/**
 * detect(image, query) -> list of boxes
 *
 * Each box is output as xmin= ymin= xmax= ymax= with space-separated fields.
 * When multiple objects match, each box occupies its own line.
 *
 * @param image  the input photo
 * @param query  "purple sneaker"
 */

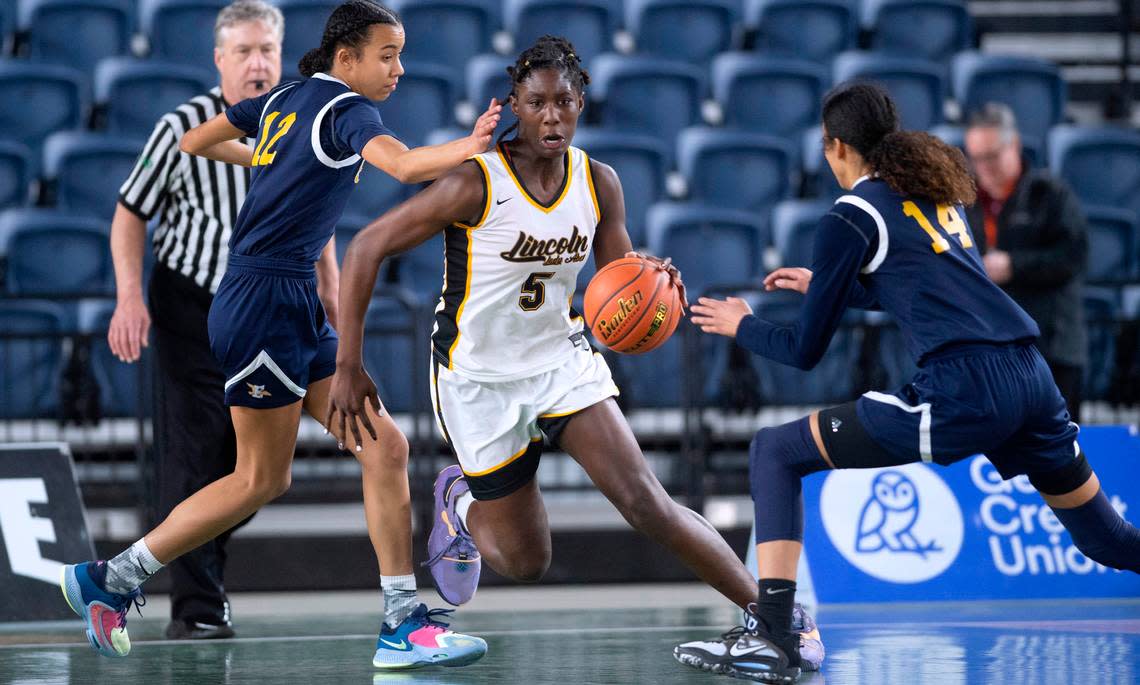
xmin=423 ymin=465 xmax=481 ymax=605
xmin=792 ymin=603 xmax=825 ymax=672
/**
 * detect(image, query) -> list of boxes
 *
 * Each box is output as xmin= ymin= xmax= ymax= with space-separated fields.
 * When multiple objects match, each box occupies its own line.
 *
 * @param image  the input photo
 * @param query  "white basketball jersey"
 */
xmin=431 ymin=144 xmax=600 ymax=382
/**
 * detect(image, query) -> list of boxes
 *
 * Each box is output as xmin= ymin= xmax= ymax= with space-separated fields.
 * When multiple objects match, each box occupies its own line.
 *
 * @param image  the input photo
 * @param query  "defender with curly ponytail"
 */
xmin=681 ymin=77 xmax=1136 ymax=682
xmin=822 ymin=82 xmax=976 ymax=206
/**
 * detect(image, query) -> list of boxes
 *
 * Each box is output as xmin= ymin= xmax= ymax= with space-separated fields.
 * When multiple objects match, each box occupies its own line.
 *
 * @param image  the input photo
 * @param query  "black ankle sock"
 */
xmin=756 ymin=579 xmax=796 ymax=638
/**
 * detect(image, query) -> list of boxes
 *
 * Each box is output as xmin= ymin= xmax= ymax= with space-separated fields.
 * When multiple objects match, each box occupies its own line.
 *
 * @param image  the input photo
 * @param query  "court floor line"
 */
xmin=2 ymin=618 xmax=1135 ymax=652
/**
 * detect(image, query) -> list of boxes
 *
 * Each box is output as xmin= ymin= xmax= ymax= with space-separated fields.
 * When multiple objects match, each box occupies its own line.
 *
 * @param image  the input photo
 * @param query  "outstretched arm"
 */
xmin=361 ymin=99 xmax=501 ymax=184
xmin=692 ymin=213 xmax=871 ymax=370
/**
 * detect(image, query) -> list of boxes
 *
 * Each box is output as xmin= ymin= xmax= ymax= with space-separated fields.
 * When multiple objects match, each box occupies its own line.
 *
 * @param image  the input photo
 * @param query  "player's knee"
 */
xmin=611 ymin=475 xmax=673 ymax=532
xmin=241 ymin=470 xmax=291 ymax=503
xmin=358 ymin=427 xmax=409 ymax=470
xmin=748 ymin=421 xmax=825 ymax=488
xmin=500 ymin=549 xmax=550 ymax=582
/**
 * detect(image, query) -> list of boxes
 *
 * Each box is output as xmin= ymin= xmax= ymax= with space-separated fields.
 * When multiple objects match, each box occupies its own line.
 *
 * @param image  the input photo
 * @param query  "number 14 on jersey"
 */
xmin=902 ymin=201 xmax=973 ymax=254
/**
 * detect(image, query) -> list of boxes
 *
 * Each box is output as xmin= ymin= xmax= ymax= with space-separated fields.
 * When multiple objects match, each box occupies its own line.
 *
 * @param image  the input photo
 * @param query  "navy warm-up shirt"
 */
xmin=225 ymin=73 xmax=395 ymax=263
xmin=736 ymin=176 xmax=1040 ymax=368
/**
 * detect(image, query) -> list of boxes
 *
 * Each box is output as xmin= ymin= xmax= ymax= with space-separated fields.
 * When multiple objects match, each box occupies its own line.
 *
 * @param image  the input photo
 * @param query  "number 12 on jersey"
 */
xmin=252 ymin=111 xmax=297 ymax=167
xmin=902 ymin=201 xmax=973 ymax=254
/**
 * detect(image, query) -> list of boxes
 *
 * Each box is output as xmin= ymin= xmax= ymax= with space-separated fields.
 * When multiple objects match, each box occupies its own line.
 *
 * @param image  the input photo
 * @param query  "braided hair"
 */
xmin=298 ymin=0 xmax=400 ymax=78
xmin=822 ymin=82 xmax=976 ymax=206
xmin=499 ymin=35 xmax=590 ymax=142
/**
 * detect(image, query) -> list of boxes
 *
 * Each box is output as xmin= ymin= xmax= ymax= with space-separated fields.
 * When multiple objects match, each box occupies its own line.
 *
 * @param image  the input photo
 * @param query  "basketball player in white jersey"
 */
xmin=326 ymin=35 xmax=824 ymax=669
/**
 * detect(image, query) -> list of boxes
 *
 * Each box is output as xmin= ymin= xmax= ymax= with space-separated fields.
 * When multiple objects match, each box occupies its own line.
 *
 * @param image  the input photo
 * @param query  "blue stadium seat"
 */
xmin=5 ymin=215 xmax=112 ymax=296
xmin=94 ymin=58 xmax=213 ymax=136
xmin=771 ymin=199 xmax=832 ymax=268
xmin=748 ymin=290 xmax=862 ymax=404
xmin=466 ymin=55 xmax=515 ymax=132
xmin=574 ymin=127 xmax=669 ymax=248
xmin=801 ymin=126 xmax=844 ymax=200
xmin=394 ymin=0 xmax=495 ymax=74
xmin=0 ymin=141 xmax=31 ymax=210
xmin=862 ymin=0 xmax=972 ymax=63
xmin=747 ymin=0 xmax=856 ymax=64
xmin=274 ymin=0 xmax=337 ymax=77
xmin=42 ymin=132 xmax=143 ymax=220
xmin=832 ymin=52 xmax=946 ymax=130
xmin=0 ymin=299 xmax=67 ymax=418
xmin=952 ymin=52 xmax=1065 ymax=146
xmin=1082 ymin=286 xmax=1117 ymax=401
xmin=506 ymin=0 xmax=615 ymax=67
xmin=1048 ymin=124 xmax=1140 ymax=218
xmin=363 ymin=296 xmax=420 ymax=412
xmin=423 ymin=127 xmax=469 ymax=147
xmin=590 ymin=54 xmax=705 ymax=150
xmin=646 ymin=202 xmax=766 ymax=297
xmin=0 ymin=61 xmax=85 ymax=157
xmin=395 ymin=229 xmax=445 ymax=301
xmin=711 ymin=53 xmax=828 ymax=140
xmin=78 ymin=299 xmax=152 ymax=417
xmin=1082 ymin=206 xmax=1137 ymax=284
xmin=0 ymin=0 xmax=12 ymax=53
xmin=677 ymin=127 xmax=795 ymax=214
xmin=627 ymin=0 xmax=738 ymax=65
xmin=141 ymin=0 xmax=228 ymax=72
xmin=21 ymin=0 xmax=133 ymax=78
xmin=376 ymin=65 xmax=458 ymax=147
xmin=611 ymin=330 xmax=693 ymax=408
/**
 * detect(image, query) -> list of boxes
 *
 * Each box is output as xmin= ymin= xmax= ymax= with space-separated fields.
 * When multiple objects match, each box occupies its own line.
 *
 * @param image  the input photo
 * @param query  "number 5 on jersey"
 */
xmin=252 ymin=111 xmax=297 ymax=167
xmin=519 ymin=272 xmax=554 ymax=311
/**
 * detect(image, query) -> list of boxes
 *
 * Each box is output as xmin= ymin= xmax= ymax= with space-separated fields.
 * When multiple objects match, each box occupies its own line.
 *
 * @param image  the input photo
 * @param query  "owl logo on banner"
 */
xmin=820 ymin=463 xmax=964 ymax=583
xmin=855 ymin=472 xmax=942 ymax=558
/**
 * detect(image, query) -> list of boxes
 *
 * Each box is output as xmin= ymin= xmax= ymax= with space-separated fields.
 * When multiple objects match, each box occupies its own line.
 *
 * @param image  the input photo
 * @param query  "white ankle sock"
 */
xmin=104 ymin=538 xmax=164 ymax=594
xmin=381 ymin=574 xmax=418 ymax=628
xmin=455 ymin=491 xmax=474 ymax=530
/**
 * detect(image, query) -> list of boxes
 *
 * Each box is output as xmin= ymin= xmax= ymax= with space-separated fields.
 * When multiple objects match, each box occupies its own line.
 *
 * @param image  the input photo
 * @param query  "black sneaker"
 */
xmin=164 ymin=620 xmax=235 ymax=640
xmin=673 ymin=603 xmax=801 ymax=683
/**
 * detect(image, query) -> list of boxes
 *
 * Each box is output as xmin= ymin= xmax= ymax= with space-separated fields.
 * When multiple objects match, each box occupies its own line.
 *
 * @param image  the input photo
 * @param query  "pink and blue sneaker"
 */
xmin=423 ymin=465 xmax=481 ymax=605
xmin=60 ymin=561 xmax=145 ymax=658
xmin=372 ymin=604 xmax=487 ymax=669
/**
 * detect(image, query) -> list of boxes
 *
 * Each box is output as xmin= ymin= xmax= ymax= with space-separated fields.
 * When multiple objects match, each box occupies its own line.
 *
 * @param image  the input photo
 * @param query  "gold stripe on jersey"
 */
xmin=583 ymin=152 xmax=601 ymax=223
xmin=462 ymin=437 xmax=544 ymax=477
xmin=455 ymin=156 xmax=492 ymax=229
xmin=496 ymin=143 xmax=573 ymax=214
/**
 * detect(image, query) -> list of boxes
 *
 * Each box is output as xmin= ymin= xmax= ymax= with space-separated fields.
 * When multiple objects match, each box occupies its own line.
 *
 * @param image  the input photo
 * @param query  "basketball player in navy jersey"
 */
xmin=676 ymin=83 xmax=1140 ymax=682
xmin=325 ymin=35 xmax=824 ymax=671
xmin=61 ymin=1 xmax=497 ymax=668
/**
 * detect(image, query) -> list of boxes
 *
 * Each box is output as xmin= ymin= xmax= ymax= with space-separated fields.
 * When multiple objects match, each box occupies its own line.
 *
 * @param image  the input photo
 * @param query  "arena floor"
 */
xmin=2 ymin=585 xmax=1137 ymax=684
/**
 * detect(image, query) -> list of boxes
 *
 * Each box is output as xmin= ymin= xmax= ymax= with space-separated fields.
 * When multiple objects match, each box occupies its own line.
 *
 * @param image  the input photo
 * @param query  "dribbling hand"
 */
xmin=626 ymin=251 xmax=689 ymax=310
xmin=324 ymin=364 xmax=384 ymax=453
xmin=690 ymin=296 xmax=753 ymax=338
xmin=764 ymin=267 xmax=813 ymax=294
xmin=468 ymin=98 xmax=502 ymax=154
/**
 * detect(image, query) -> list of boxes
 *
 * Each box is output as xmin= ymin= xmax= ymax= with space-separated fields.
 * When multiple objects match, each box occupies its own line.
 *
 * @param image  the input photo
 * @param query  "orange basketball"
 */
xmin=583 ymin=256 xmax=683 ymax=354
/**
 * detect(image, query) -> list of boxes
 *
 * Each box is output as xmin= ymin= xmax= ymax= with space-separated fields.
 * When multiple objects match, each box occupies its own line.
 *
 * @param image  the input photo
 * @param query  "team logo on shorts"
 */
xmin=247 ymin=383 xmax=272 ymax=399
xmin=819 ymin=464 xmax=963 ymax=583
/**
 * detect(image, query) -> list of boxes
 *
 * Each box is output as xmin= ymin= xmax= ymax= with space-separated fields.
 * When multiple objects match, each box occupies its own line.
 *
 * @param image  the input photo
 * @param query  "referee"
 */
xmin=108 ymin=0 xmax=340 ymax=640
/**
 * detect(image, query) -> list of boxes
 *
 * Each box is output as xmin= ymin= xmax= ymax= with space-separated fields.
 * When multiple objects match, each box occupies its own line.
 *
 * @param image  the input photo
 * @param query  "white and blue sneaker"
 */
xmin=372 ymin=604 xmax=487 ymax=669
xmin=60 ymin=561 xmax=145 ymax=658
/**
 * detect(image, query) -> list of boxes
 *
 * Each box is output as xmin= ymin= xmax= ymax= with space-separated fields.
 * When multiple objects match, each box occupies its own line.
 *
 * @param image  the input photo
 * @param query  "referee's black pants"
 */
xmin=149 ymin=264 xmax=245 ymax=627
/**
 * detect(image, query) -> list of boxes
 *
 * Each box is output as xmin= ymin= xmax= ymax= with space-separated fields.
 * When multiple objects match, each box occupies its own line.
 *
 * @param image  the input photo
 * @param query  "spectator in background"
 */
xmin=965 ymin=103 xmax=1088 ymax=422
xmin=106 ymin=0 xmax=304 ymax=640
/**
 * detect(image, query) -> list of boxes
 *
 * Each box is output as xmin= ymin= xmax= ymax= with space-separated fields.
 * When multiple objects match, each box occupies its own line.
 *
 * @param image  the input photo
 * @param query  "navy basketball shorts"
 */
xmin=823 ymin=342 xmax=1080 ymax=480
xmin=207 ymin=254 xmax=338 ymax=409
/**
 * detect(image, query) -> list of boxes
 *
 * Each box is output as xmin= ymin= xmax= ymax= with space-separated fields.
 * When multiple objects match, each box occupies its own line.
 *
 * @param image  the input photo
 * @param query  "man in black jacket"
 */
xmin=965 ymin=103 xmax=1088 ymax=422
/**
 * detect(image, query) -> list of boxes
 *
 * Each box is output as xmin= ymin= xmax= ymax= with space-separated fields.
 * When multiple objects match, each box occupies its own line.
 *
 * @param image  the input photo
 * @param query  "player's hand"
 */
xmin=626 ymin=251 xmax=689 ymax=310
xmin=690 ymin=296 xmax=753 ymax=338
xmin=764 ymin=267 xmax=813 ymax=294
xmin=467 ymin=98 xmax=502 ymax=154
xmin=983 ymin=250 xmax=1012 ymax=285
xmin=108 ymin=294 xmax=150 ymax=363
xmin=324 ymin=363 xmax=384 ymax=453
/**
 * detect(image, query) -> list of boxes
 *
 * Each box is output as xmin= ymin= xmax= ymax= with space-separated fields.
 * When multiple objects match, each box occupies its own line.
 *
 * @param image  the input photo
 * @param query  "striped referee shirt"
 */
xmin=118 ymin=86 xmax=253 ymax=294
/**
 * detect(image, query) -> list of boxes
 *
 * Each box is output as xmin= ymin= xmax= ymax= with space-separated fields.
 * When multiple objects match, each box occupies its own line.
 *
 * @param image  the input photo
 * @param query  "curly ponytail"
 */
xmin=497 ymin=35 xmax=591 ymax=142
xmin=823 ymin=81 xmax=976 ymax=206
xmin=298 ymin=0 xmax=400 ymax=78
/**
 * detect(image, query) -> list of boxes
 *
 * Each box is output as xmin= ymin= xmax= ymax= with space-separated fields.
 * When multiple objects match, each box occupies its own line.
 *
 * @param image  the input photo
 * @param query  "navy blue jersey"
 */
xmin=737 ymin=176 xmax=1040 ymax=367
xmin=225 ymin=73 xmax=395 ymax=262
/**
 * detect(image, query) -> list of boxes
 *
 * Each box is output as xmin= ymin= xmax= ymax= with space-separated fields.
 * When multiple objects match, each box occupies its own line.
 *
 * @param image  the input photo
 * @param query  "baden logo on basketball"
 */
xmin=819 ymin=463 xmax=964 ymax=583
xmin=596 ymin=291 xmax=643 ymax=340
